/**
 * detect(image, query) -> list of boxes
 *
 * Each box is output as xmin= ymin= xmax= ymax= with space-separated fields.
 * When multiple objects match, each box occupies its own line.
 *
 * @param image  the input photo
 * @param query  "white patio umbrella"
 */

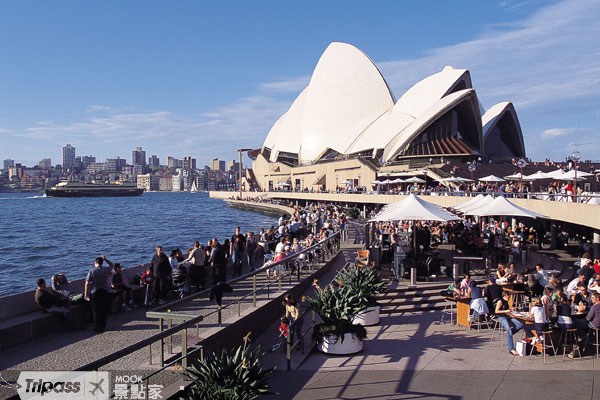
xmin=479 ymin=175 xmax=505 ymax=182
xmin=504 ymin=172 xmax=534 ymax=181
xmin=369 ymin=194 xmax=460 ymax=222
xmin=525 ymin=171 xmax=551 ymax=180
xmin=557 ymin=170 xmax=594 ymax=180
xmin=453 ymin=194 xmax=486 ymax=212
xmin=391 ymin=178 xmax=405 ymax=184
xmin=457 ymin=195 xmax=496 ymax=214
xmin=404 ymin=177 xmax=426 ymax=184
xmin=464 ymin=196 xmax=546 ymax=218
xmin=544 ymin=169 xmax=567 ymax=179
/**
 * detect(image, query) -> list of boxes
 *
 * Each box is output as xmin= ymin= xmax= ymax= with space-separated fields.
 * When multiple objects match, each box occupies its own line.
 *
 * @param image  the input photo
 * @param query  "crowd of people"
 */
xmin=34 ymin=202 xmax=349 ymax=333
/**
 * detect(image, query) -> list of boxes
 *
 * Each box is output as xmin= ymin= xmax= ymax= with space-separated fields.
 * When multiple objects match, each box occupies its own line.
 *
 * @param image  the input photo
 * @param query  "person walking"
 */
xmin=230 ymin=226 xmax=246 ymax=277
xmin=151 ymin=246 xmax=171 ymax=304
xmin=84 ymin=255 xmax=114 ymax=333
xmin=246 ymin=231 xmax=258 ymax=272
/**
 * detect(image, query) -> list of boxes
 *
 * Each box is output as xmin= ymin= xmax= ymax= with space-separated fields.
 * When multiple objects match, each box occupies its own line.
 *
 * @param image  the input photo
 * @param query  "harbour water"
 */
xmin=0 ymin=192 xmax=277 ymax=297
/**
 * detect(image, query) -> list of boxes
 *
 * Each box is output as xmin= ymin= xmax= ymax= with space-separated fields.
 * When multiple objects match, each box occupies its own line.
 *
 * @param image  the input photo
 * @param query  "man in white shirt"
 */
xmin=566 ymin=274 xmax=587 ymax=296
xmin=535 ymin=263 xmax=549 ymax=287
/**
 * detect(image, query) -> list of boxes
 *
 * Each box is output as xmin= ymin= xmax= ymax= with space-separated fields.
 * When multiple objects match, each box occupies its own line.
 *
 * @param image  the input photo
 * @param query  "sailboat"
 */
xmin=190 ymin=180 xmax=198 ymax=193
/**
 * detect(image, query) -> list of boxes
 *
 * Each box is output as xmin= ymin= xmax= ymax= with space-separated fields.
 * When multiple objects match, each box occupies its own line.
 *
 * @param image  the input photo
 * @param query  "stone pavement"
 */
xmin=258 ymin=310 xmax=599 ymax=400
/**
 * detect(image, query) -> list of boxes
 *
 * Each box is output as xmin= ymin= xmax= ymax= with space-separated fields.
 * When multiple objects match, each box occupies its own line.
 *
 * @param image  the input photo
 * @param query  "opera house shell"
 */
xmin=251 ymin=42 xmax=525 ymax=191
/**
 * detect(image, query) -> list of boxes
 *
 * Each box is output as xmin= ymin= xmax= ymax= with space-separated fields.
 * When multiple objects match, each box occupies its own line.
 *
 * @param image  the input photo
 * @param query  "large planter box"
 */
xmin=317 ymin=332 xmax=363 ymax=355
xmin=352 ymin=306 xmax=380 ymax=326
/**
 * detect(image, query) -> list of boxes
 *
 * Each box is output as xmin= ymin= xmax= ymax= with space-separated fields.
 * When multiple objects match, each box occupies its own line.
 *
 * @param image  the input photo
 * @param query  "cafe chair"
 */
xmin=468 ymin=310 xmax=491 ymax=334
xmin=558 ymin=328 xmax=581 ymax=360
xmin=489 ymin=315 xmax=505 ymax=349
xmin=530 ymin=330 xmax=558 ymax=364
xmin=582 ymin=327 xmax=600 ymax=359
xmin=440 ymin=298 xmax=455 ymax=325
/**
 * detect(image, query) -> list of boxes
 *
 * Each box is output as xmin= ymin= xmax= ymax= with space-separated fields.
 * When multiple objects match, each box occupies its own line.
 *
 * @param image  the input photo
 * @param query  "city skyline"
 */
xmin=1 ymin=1 xmax=599 ymax=166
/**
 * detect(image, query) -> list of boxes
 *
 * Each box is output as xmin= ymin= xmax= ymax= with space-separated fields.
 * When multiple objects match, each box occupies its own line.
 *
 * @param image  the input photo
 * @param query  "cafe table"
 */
xmin=447 ymin=296 xmax=472 ymax=327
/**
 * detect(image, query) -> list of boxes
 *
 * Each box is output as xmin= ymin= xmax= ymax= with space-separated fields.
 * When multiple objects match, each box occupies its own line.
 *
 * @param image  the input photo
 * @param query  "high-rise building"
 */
xmin=183 ymin=156 xmax=196 ymax=171
xmin=38 ymin=158 xmax=52 ymax=170
xmin=210 ymin=158 xmax=226 ymax=171
xmin=167 ymin=156 xmax=181 ymax=169
xmin=62 ymin=144 xmax=76 ymax=171
xmin=132 ymin=146 xmax=146 ymax=169
xmin=3 ymin=159 xmax=15 ymax=171
xmin=227 ymin=160 xmax=239 ymax=173
xmin=105 ymin=157 xmax=126 ymax=172
xmin=148 ymin=155 xmax=160 ymax=170
xmin=81 ymin=155 xmax=96 ymax=166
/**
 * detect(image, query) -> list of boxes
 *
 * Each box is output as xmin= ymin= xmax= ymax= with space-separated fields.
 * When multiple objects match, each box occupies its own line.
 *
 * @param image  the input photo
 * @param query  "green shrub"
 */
xmin=181 ymin=344 xmax=275 ymax=400
xmin=306 ymin=283 xmax=367 ymax=343
xmin=338 ymin=264 xmax=386 ymax=309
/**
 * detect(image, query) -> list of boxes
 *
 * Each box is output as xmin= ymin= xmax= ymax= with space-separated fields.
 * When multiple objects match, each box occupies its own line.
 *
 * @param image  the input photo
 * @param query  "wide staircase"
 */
xmin=377 ymin=282 xmax=450 ymax=315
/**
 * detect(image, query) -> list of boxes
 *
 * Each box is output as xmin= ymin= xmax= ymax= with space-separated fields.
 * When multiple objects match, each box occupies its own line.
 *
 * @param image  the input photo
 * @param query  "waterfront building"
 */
xmin=167 ymin=156 xmax=181 ymax=169
xmin=81 ymin=155 xmax=96 ymax=167
xmin=62 ymin=144 xmax=76 ymax=171
xmin=250 ymin=42 xmax=526 ymax=192
xmin=172 ymin=173 xmax=183 ymax=192
xmin=85 ymin=162 xmax=106 ymax=175
xmin=158 ymin=175 xmax=173 ymax=192
xmin=136 ymin=173 xmax=160 ymax=191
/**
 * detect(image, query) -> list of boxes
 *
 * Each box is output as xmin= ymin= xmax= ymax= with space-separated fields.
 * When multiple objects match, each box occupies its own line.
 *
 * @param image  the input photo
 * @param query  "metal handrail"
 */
xmin=71 ymin=230 xmax=342 ymax=375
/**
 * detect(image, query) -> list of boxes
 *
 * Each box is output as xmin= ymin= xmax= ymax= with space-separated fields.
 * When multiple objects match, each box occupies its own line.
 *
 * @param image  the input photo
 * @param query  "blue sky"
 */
xmin=0 ymin=0 xmax=598 ymax=167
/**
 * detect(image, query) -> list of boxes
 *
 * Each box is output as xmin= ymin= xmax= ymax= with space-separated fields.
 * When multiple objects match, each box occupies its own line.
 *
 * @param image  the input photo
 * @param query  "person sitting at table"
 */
xmin=468 ymin=282 xmax=489 ymax=320
xmin=460 ymin=274 xmax=472 ymax=297
xmin=556 ymin=295 xmax=574 ymax=330
xmin=496 ymin=264 xmax=508 ymax=280
xmin=440 ymin=279 xmax=461 ymax=298
xmin=579 ymin=259 xmax=595 ymax=285
xmin=572 ymin=283 xmax=592 ymax=312
xmin=484 ymin=277 xmax=503 ymax=310
xmin=589 ymin=273 xmax=600 ymax=294
xmin=574 ymin=292 xmax=600 ymax=338
xmin=495 ymin=291 xmax=525 ymax=356
xmin=535 ymin=263 xmax=549 ymax=288
xmin=527 ymin=272 xmax=543 ymax=297
xmin=541 ymin=287 xmax=555 ymax=319
xmin=566 ymin=274 xmax=587 ymax=296
xmin=524 ymin=297 xmax=548 ymax=343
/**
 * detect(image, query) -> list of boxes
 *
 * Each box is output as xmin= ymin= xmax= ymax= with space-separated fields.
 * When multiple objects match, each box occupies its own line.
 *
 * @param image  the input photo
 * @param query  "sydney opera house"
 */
xmin=248 ymin=42 xmax=526 ymax=192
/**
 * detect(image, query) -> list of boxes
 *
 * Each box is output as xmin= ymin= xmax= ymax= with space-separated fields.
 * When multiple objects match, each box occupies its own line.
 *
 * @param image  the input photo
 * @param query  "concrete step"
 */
xmin=379 ymin=297 xmax=445 ymax=307
xmin=380 ymin=303 xmax=448 ymax=314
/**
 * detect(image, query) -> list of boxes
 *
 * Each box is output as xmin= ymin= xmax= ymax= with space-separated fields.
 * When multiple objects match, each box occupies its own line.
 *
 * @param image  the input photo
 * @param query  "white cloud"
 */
xmin=541 ymin=128 xmax=588 ymax=138
xmin=85 ymin=105 xmax=113 ymax=113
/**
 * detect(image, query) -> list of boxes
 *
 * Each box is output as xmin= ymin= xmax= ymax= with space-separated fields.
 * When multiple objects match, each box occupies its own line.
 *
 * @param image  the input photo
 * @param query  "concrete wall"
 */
xmin=210 ymin=191 xmax=600 ymax=229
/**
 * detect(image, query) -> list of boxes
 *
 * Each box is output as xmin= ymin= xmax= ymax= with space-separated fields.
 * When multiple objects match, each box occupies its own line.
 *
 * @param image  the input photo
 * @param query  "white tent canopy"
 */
xmin=544 ymin=169 xmax=567 ymax=179
xmin=464 ymin=196 xmax=546 ymax=218
xmin=369 ymin=194 xmax=461 ymax=222
xmin=479 ymin=175 xmax=505 ymax=182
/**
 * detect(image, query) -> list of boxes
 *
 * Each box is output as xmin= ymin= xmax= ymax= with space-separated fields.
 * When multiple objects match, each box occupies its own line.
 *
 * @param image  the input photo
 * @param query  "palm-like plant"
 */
xmin=181 ymin=343 xmax=275 ymax=400
xmin=306 ymin=283 xmax=367 ymax=343
xmin=337 ymin=264 xmax=386 ymax=310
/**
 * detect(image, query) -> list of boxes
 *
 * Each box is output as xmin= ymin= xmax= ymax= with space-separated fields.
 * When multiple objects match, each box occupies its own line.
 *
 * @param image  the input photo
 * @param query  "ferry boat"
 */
xmin=45 ymin=180 xmax=144 ymax=197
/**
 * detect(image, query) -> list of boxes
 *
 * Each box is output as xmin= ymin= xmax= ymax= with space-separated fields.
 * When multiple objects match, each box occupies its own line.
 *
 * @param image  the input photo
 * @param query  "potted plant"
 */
xmin=180 ymin=335 xmax=275 ymax=400
xmin=306 ymin=282 xmax=367 ymax=354
xmin=338 ymin=264 xmax=386 ymax=326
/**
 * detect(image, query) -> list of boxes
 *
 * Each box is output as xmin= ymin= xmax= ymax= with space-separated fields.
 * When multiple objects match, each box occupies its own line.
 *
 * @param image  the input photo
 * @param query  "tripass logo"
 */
xmin=16 ymin=371 xmax=109 ymax=400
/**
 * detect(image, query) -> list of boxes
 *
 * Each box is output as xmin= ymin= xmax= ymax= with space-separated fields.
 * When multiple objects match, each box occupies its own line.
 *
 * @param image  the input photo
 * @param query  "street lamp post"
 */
xmin=237 ymin=148 xmax=252 ymax=199
xmin=517 ymin=158 xmax=527 ymax=194
xmin=467 ymin=163 xmax=476 ymax=181
xmin=571 ymin=150 xmax=580 ymax=202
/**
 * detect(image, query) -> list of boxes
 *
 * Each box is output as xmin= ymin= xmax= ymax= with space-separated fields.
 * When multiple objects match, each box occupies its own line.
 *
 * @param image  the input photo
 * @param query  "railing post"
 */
xmin=278 ymin=265 xmax=282 ymax=292
xmin=286 ymin=322 xmax=292 ymax=371
xmin=252 ymin=274 xmax=257 ymax=307
xmin=167 ymin=318 xmax=173 ymax=354
xmin=182 ymin=328 xmax=188 ymax=370
xmin=238 ymin=300 xmax=241 ymax=316
xmin=148 ymin=343 xmax=152 ymax=365
xmin=218 ymin=306 xmax=222 ymax=326
xmin=159 ymin=318 xmax=165 ymax=367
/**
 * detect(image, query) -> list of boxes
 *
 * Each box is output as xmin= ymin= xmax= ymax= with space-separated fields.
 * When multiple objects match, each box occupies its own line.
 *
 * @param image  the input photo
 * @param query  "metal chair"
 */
xmin=355 ymin=249 xmax=370 ymax=267
xmin=582 ymin=327 xmax=600 ymax=358
xmin=530 ymin=330 xmax=558 ymax=364
xmin=440 ymin=298 xmax=455 ymax=324
xmin=558 ymin=328 xmax=581 ymax=360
